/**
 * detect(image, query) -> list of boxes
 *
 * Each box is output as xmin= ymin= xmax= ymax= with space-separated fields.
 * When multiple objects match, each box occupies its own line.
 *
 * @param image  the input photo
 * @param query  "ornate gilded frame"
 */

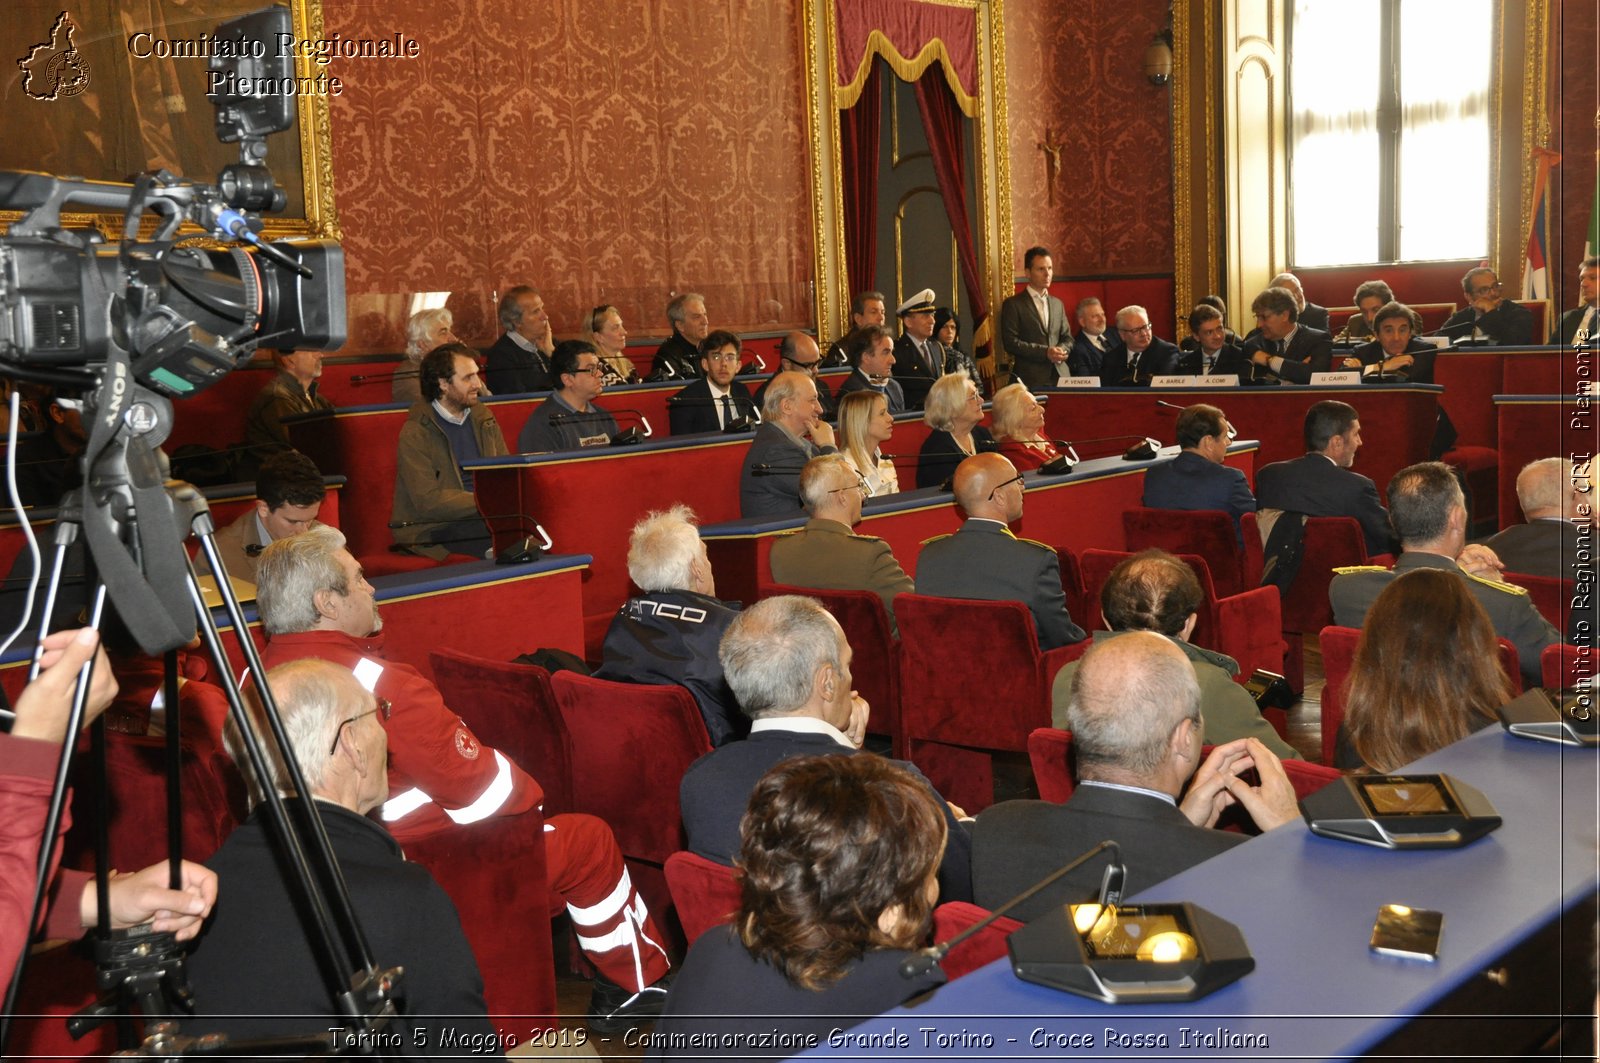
xmin=1 ymin=0 xmax=339 ymax=242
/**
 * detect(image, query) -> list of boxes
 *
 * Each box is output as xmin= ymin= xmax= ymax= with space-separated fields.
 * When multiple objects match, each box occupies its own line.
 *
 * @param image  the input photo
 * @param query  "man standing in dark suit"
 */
xmin=1141 ymin=404 xmax=1255 ymax=541
xmin=1483 ymin=457 xmax=1586 ymax=579
xmin=970 ymin=633 xmax=1301 ymax=920
xmin=1550 ymin=257 xmax=1598 ymax=346
xmin=1000 ymin=246 xmax=1072 ymax=389
xmin=482 ymin=285 xmax=554 ymax=394
xmin=836 ymin=325 xmax=906 ymax=413
xmin=892 ymin=288 xmax=952 ymax=408
xmin=1067 ymin=297 xmax=1113 ymax=378
xmin=1438 ymin=268 xmax=1534 ymax=346
xmin=1100 ymin=305 xmax=1180 ymax=386
xmin=1270 ymin=271 xmax=1329 ymax=333
xmin=667 ymin=330 xmax=759 ymax=435
xmin=650 ymin=292 xmax=711 ymax=381
xmin=1240 ymin=286 xmax=1334 ymax=384
xmin=916 ymin=453 xmax=1086 ymax=650
xmin=823 ymin=290 xmax=888 ymax=367
xmin=678 ymin=594 xmax=972 ymax=901
xmin=1255 ymin=400 xmax=1394 ymax=556
xmin=739 ymin=371 xmax=838 ymax=518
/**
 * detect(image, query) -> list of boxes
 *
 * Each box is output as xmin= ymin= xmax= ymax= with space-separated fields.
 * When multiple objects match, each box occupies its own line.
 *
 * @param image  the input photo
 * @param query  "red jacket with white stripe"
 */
xmin=261 ymin=630 xmax=541 ymax=841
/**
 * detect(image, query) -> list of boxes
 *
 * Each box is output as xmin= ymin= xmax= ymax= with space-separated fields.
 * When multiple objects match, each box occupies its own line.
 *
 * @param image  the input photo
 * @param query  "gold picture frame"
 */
xmin=1 ymin=0 xmax=338 ymax=241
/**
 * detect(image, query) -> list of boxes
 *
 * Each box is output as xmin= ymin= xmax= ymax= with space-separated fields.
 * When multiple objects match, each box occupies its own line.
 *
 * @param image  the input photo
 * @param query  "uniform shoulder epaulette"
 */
xmin=852 ymin=532 xmax=886 ymax=543
xmin=920 ymin=533 xmax=954 ymax=547
xmin=1331 ymin=564 xmax=1388 ymax=575
xmin=1015 ymin=536 xmax=1055 ymax=552
xmin=1464 ymin=571 xmax=1530 ymax=595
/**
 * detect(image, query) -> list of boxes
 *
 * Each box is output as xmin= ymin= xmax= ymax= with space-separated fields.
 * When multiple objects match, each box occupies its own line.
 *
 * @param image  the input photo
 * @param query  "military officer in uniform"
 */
xmin=769 ymin=455 xmax=915 ymax=635
xmin=915 ymin=452 xmax=1086 ymax=651
xmin=1330 ymin=461 xmax=1558 ymax=686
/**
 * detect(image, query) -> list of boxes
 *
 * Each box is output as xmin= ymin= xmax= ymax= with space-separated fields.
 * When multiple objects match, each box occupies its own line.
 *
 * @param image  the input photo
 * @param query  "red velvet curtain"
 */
xmin=840 ymin=61 xmax=883 ymax=297
xmin=913 ymin=67 xmax=989 ymax=343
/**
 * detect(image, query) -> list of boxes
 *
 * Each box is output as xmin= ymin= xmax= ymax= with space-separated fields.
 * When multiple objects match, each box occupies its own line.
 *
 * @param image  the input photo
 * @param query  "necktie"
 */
xmin=720 ymin=394 xmax=734 ymax=428
xmin=1093 ymin=333 xmax=1106 ymax=352
xmin=1035 ymin=293 xmax=1049 ymax=330
xmin=1274 ymin=339 xmax=1285 ymax=357
xmin=919 ymin=341 xmax=933 ymax=375
xmin=1577 ymin=307 xmax=1596 ymax=344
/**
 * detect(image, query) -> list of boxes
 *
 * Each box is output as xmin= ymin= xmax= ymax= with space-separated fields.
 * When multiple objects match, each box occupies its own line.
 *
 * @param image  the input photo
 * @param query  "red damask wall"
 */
xmin=1002 ymin=3 xmax=1175 ymax=277
xmin=323 ymin=0 xmax=814 ymax=353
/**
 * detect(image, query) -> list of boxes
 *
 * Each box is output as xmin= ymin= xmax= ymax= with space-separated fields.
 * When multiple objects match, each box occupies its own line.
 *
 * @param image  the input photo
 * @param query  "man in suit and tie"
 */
xmin=1241 ymin=286 xmax=1334 ymax=384
xmin=1483 ymin=457 xmax=1588 ymax=580
xmin=836 ymin=325 xmax=906 ymax=413
xmin=1141 ymin=403 xmax=1255 ymax=541
xmin=1000 ymin=246 xmax=1072 ymax=389
xmin=753 ymin=332 xmax=835 ymax=420
xmin=1269 ymin=271 xmax=1329 ymax=333
xmin=1254 ymin=400 xmax=1394 ymax=556
xmin=1439 ymin=267 xmax=1534 ymax=346
xmin=823 ymin=290 xmax=888 ymax=367
xmin=892 ymin=288 xmax=951 ymax=408
xmin=668 ymin=330 xmax=759 ymax=435
xmin=916 ymin=453 xmax=1086 ymax=650
xmin=1550 ymin=257 xmax=1599 ymax=346
xmin=1177 ymin=303 xmax=1246 ymax=377
xmin=1100 ymin=305 xmax=1180 ymax=386
xmin=1067 ymin=297 xmax=1113 ymax=377
xmin=739 ymin=371 xmax=838 ymax=518
xmin=971 ymin=632 xmax=1301 ymax=920
xmin=482 ymin=285 xmax=555 ymax=394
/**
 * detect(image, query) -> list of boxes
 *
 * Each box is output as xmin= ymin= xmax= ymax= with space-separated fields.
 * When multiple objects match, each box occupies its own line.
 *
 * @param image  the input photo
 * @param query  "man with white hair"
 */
xmin=594 ymin=506 xmax=745 ymax=745
xmin=1100 ymin=304 xmax=1179 ymax=386
xmin=738 ymin=370 xmax=838 ymax=518
xmin=972 ymin=633 xmax=1301 ymax=920
xmin=1484 ymin=457 xmax=1591 ymax=579
xmin=1268 ymin=271 xmax=1329 ymax=333
xmin=678 ymin=595 xmax=973 ymax=901
xmin=187 ymin=659 xmax=494 ymax=1049
xmin=396 ymin=307 xmax=459 ymax=405
xmin=254 ymin=526 xmax=672 ymax=1032
xmin=650 ymin=292 xmax=711 ymax=381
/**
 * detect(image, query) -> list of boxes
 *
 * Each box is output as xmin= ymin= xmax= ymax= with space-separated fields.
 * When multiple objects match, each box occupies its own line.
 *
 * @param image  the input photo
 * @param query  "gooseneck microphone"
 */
xmin=899 ymin=840 xmax=1125 ymax=980
xmin=1156 ymin=399 xmax=1238 ymax=440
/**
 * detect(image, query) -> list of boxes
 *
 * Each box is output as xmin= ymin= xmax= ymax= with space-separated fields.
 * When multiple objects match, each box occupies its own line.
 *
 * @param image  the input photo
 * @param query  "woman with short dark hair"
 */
xmin=648 ymin=755 xmax=947 ymax=1056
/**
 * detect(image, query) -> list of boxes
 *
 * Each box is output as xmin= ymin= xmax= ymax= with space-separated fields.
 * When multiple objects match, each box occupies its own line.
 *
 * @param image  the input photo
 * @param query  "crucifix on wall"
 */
xmin=1037 ymin=127 xmax=1064 ymax=207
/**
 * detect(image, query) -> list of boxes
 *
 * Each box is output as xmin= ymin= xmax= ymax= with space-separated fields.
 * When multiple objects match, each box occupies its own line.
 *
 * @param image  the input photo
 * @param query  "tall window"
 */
xmin=1289 ymin=0 xmax=1493 ymax=267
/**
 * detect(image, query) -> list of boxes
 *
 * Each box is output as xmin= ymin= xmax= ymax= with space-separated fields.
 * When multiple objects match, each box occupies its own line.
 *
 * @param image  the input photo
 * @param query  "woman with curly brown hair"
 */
xmin=1336 ymin=568 xmax=1513 ymax=773
xmin=648 ymin=754 xmax=947 ymax=1056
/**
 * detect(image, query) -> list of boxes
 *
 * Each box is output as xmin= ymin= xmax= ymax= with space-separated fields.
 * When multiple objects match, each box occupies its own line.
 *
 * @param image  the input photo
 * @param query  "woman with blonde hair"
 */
xmin=584 ymin=304 xmax=641 ymax=385
xmin=1336 ymin=568 xmax=1512 ymax=773
xmin=915 ymin=370 xmax=996 ymax=489
xmin=989 ymin=383 xmax=1061 ymax=471
xmin=836 ymin=389 xmax=899 ymax=496
xmin=396 ymin=308 xmax=458 ymax=404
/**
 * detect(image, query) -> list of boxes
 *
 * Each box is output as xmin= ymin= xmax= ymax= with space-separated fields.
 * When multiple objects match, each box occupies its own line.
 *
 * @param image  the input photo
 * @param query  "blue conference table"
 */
xmin=800 ymin=727 xmax=1597 ymax=1060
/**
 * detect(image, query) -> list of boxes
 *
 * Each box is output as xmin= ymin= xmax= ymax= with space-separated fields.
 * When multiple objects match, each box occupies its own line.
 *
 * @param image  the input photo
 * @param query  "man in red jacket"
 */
xmin=254 ymin=526 xmax=670 ymax=1032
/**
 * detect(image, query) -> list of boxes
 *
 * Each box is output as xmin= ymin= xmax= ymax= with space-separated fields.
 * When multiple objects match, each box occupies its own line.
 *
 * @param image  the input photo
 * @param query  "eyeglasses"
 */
xmin=987 ymin=472 xmax=1026 ymax=501
xmin=330 ymin=696 xmax=391 ymax=754
xmin=829 ymin=476 xmax=870 ymax=497
xmin=571 ymin=365 xmax=605 ymax=377
xmin=705 ymin=352 xmax=740 ymax=364
xmin=1469 ymin=281 xmax=1502 ymax=296
xmin=1118 ymin=323 xmax=1153 ymax=335
xmin=784 ymin=357 xmax=820 ymax=372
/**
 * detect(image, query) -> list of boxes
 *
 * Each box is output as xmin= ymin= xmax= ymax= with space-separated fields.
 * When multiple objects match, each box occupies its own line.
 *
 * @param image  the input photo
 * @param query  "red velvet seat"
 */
xmin=1122 ymin=508 xmax=1251 ymax=599
xmin=1319 ymin=625 xmax=1521 ymax=767
xmin=1054 ymin=547 xmax=1089 ymax=628
xmin=359 ymin=549 xmax=446 ymax=579
xmin=548 ymin=672 xmax=713 ymax=866
xmin=1502 ymin=571 xmax=1573 ymax=633
xmin=1026 ymin=727 xmax=1075 ymax=803
xmin=1078 ymin=549 xmax=1287 ymax=693
xmin=930 ymin=901 xmax=1024 ymax=981
xmin=1243 ymin=513 xmax=1384 ymax=691
xmin=895 ymin=594 xmax=1087 ymax=813
xmin=1542 ymin=643 xmax=1588 ymax=689
xmin=1440 ymin=445 xmax=1499 ymax=535
xmin=663 ymin=851 xmax=742 ymax=944
xmin=429 ymin=649 xmax=575 ymax=815
xmin=767 ymin=583 xmax=902 ymax=756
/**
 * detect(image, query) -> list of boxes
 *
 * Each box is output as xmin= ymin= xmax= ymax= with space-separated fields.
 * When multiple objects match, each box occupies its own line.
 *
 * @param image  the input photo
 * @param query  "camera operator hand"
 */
xmin=82 ymin=862 xmax=217 ymax=942
xmin=9 ymin=628 xmax=118 ymax=742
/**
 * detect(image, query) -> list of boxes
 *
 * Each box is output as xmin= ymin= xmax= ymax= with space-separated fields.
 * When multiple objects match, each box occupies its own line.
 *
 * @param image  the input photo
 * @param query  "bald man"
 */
xmin=753 ymin=331 xmax=835 ymax=418
xmin=1483 ymin=457 xmax=1590 ymax=580
xmin=915 ymin=453 xmax=1086 ymax=649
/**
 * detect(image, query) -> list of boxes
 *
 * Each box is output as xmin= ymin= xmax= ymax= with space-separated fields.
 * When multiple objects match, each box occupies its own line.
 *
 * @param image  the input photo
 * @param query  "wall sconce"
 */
xmin=1144 ymin=29 xmax=1174 ymax=86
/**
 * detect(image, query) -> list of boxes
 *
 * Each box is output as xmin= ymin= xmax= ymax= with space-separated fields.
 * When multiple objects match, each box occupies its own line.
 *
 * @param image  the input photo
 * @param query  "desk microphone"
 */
xmin=665 ymin=396 xmax=763 ymax=433
xmin=1059 ymin=434 xmax=1162 ymax=461
xmin=899 ymin=840 xmax=1124 ymax=980
xmin=738 ymin=353 xmax=768 ymax=375
xmin=550 ymin=408 xmax=653 ymax=445
xmin=351 ymin=367 xmax=414 ymax=386
xmin=1155 ymin=399 xmax=1237 ymax=440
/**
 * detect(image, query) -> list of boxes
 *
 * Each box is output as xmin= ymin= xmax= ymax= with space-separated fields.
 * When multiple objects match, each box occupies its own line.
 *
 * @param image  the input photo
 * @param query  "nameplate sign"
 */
xmin=1053 ymin=377 xmax=1101 ymax=388
xmin=1151 ymin=375 xmax=1201 ymax=388
xmin=1197 ymin=374 xmax=1240 ymax=387
xmin=1310 ymin=372 xmax=1363 ymax=386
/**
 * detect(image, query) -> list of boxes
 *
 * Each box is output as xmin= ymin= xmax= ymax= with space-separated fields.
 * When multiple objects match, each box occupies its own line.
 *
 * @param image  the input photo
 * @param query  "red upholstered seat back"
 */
xmin=1026 ymin=727 xmax=1075 ymax=803
xmin=1502 ymin=571 xmax=1572 ymax=632
xmin=664 ymin=851 xmax=742 ymax=944
xmin=1122 ymin=508 xmax=1246 ymax=599
xmin=1269 ymin=516 xmax=1372 ymax=635
xmin=931 ymin=901 xmax=1024 ymax=981
xmin=1054 ymin=547 xmax=1089 ymax=625
xmin=767 ymin=583 xmax=901 ymax=754
xmin=549 ymin=672 xmax=712 ymax=864
xmin=429 ymin=649 xmax=575 ymax=815
xmin=1542 ymin=643 xmax=1586 ymax=689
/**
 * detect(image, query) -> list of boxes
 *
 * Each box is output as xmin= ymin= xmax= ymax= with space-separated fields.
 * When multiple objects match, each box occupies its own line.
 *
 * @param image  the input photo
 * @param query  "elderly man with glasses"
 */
xmin=1439 ymin=267 xmax=1533 ymax=345
xmin=1100 ymin=304 xmax=1180 ymax=386
xmin=518 ymin=339 xmax=622 ymax=452
xmin=915 ymin=452 xmax=1086 ymax=650
xmin=769 ymin=455 xmax=915 ymax=634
